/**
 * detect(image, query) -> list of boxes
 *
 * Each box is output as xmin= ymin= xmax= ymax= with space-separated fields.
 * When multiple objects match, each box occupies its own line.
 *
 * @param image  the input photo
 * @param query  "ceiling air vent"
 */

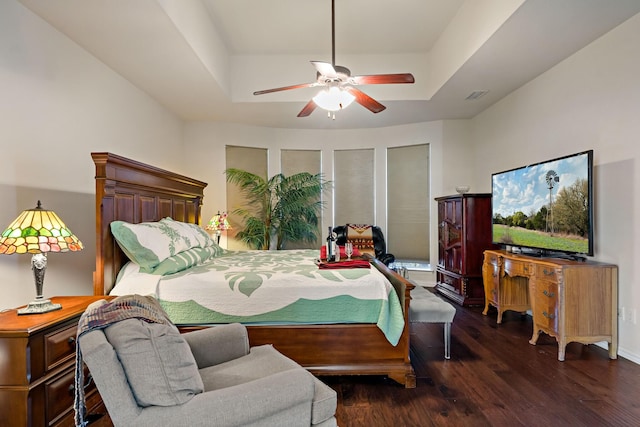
xmin=465 ymin=90 xmax=489 ymax=100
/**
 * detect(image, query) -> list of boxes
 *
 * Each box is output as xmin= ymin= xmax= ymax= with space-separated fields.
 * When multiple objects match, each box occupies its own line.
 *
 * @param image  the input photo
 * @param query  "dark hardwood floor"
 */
xmin=324 ymin=292 xmax=640 ymax=427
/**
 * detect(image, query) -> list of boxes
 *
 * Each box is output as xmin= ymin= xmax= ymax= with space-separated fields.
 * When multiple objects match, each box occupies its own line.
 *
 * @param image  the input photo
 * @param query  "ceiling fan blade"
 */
xmin=297 ymin=100 xmax=317 ymax=117
xmin=351 ymin=73 xmax=415 ymax=85
xmin=345 ymin=87 xmax=386 ymax=113
xmin=311 ymin=61 xmax=338 ymax=78
xmin=254 ymin=82 xmax=316 ymax=96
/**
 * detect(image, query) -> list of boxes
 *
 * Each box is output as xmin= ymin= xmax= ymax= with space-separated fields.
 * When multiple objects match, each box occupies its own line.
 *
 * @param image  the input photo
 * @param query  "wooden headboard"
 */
xmin=92 ymin=152 xmax=207 ymax=295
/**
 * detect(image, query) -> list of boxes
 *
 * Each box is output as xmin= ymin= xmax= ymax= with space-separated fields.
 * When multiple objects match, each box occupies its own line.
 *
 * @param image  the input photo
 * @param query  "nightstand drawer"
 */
xmin=47 ymin=365 xmax=96 ymax=425
xmin=47 ymin=368 xmax=76 ymax=424
xmin=46 ymin=323 xmax=77 ymax=371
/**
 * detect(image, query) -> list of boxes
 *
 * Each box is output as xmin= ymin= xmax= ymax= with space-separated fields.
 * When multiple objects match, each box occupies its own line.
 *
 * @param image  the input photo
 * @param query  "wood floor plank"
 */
xmin=325 ymin=293 xmax=640 ymax=427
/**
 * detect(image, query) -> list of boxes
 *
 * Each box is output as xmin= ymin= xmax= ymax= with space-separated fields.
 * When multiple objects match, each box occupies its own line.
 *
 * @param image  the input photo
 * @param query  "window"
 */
xmin=387 ymin=144 xmax=429 ymax=261
xmin=334 ymin=148 xmax=375 ymax=226
xmin=225 ymin=145 xmax=268 ymax=250
xmin=281 ymin=149 xmax=322 ymax=249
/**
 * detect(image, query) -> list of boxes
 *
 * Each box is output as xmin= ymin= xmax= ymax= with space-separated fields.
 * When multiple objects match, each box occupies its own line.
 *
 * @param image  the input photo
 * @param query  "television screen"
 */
xmin=491 ymin=150 xmax=593 ymax=257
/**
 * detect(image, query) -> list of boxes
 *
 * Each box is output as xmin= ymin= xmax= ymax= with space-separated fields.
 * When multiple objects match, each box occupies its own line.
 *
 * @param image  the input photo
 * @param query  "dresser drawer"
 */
xmin=485 ymin=252 xmax=499 ymax=266
xmin=438 ymin=270 xmax=462 ymax=294
xmin=504 ymin=259 xmax=532 ymax=277
xmin=535 ymin=265 xmax=558 ymax=282
xmin=45 ymin=323 xmax=77 ymax=371
xmin=535 ymin=305 xmax=559 ymax=331
xmin=535 ymin=281 xmax=558 ymax=331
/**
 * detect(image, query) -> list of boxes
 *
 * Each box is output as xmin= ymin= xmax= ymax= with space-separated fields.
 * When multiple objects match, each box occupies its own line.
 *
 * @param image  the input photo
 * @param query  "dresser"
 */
xmin=482 ymin=250 xmax=618 ymax=361
xmin=435 ymin=194 xmax=495 ymax=306
xmin=0 ymin=296 xmax=108 ymax=427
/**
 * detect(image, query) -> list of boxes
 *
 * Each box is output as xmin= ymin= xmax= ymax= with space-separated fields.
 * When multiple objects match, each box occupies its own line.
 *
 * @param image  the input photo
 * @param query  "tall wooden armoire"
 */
xmin=435 ymin=193 xmax=495 ymax=306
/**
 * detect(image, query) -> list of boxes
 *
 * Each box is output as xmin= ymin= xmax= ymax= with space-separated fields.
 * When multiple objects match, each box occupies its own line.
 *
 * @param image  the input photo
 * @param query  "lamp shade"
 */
xmin=0 ymin=201 xmax=83 ymax=255
xmin=205 ymin=211 xmax=232 ymax=232
xmin=0 ymin=201 xmax=83 ymax=315
xmin=312 ymin=87 xmax=355 ymax=112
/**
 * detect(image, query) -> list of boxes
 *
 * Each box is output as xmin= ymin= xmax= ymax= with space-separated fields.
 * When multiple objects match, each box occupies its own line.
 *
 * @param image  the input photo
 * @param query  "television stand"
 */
xmin=482 ymin=249 xmax=618 ymax=361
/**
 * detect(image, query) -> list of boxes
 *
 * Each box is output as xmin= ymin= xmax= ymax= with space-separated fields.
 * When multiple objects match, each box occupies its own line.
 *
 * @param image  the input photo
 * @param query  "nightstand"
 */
xmin=0 ymin=296 xmax=109 ymax=427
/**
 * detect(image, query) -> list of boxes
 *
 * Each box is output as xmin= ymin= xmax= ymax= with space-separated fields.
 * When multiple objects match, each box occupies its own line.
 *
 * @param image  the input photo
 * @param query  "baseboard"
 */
xmin=610 ymin=345 xmax=640 ymax=365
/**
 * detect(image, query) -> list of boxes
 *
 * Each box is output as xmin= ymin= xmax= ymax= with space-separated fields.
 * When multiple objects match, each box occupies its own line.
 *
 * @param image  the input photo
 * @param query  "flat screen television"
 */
xmin=491 ymin=150 xmax=593 ymax=258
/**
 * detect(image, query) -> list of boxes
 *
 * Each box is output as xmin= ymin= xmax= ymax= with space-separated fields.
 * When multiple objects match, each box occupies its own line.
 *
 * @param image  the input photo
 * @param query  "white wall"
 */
xmin=0 ymin=1 xmax=186 ymax=310
xmin=471 ymin=13 xmax=640 ymax=363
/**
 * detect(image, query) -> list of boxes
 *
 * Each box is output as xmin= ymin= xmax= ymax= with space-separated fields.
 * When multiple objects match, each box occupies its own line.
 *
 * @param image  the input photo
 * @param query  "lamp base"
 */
xmin=17 ymin=297 xmax=62 ymax=315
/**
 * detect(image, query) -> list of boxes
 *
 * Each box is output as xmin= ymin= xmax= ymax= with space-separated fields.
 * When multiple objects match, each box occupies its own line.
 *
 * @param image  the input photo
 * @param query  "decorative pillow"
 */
xmin=104 ymin=318 xmax=204 ymax=407
xmin=346 ymin=224 xmax=375 ymax=255
xmin=110 ymin=218 xmax=218 ymax=272
xmin=151 ymin=245 xmax=225 ymax=276
xmin=159 ymin=218 xmax=216 ymax=248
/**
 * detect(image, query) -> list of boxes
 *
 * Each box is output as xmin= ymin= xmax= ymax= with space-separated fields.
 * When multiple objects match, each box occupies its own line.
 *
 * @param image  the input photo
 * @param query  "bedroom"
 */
xmin=1 ymin=0 xmax=639 ymax=397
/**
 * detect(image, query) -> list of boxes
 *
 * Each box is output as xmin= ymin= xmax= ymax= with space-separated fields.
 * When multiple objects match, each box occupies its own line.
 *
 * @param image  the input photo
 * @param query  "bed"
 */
xmin=92 ymin=152 xmax=416 ymax=388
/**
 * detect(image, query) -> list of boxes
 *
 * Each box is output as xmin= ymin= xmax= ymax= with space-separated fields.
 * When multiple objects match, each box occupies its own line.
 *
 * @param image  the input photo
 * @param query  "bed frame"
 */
xmin=92 ymin=152 xmax=416 ymax=388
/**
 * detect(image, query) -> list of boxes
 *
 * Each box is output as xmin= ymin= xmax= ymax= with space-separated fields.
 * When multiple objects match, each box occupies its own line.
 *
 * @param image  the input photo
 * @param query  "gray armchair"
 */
xmin=79 ymin=322 xmax=337 ymax=427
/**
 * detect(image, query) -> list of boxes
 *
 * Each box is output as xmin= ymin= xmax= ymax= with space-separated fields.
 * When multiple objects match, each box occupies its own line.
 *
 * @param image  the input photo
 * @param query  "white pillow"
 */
xmin=110 ymin=218 xmax=217 ymax=273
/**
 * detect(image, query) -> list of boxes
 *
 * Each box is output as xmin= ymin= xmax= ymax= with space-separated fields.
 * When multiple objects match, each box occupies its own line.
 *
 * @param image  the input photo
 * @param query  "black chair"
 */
xmin=332 ymin=224 xmax=395 ymax=266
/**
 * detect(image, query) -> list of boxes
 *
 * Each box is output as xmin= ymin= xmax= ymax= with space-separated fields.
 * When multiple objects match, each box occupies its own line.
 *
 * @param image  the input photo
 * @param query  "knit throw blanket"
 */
xmin=74 ymin=294 xmax=169 ymax=427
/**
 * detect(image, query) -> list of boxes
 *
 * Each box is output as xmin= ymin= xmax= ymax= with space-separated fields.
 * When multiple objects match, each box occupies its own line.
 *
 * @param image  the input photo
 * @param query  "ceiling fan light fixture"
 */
xmin=312 ymin=86 xmax=355 ymax=112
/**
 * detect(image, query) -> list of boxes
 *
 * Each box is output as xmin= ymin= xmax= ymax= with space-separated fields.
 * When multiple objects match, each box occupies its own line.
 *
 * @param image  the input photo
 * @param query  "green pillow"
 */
xmin=110 ymin=218 xmax=218 ymax=273
xmin=151 ymin=245 xmax=225 ymax=276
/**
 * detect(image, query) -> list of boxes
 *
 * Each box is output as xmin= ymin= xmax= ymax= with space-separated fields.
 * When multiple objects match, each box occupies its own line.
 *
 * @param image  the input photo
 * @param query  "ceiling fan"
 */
xmin=252 ymin=0 xmax=415 ymax=118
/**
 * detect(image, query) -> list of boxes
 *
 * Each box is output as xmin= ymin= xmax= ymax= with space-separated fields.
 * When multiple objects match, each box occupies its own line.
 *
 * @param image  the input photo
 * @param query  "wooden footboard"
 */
xmin=246 ymin=258 xmax=415 ymax=388
xmin=93 ymin=152 xmax=415 ymax=388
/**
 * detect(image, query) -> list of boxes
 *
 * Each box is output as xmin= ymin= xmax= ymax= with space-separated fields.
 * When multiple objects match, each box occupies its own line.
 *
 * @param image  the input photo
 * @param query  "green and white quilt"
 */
xmin=111 ymin=249 xmax=405 ymax=345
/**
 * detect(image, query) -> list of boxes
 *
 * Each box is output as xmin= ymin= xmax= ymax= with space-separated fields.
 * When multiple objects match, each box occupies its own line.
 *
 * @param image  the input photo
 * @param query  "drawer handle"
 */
xmin=542 ymin=290 xmax=555 ymax=298
xmin=543 ymin=268 xmax=554 ymax=276
xmin=542 ymin=311 xmax=555 ymax=319
xmin=68 ymin=336 xmax=76 ymax=346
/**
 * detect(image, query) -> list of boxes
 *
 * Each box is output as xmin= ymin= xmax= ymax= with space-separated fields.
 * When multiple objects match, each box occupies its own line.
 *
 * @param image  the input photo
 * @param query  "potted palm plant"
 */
xmin=225 ymin=168 xmax=331 ymax=250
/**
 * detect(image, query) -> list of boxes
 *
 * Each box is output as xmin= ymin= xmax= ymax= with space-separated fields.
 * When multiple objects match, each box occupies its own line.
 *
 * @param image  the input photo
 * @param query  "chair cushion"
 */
xmin=104 ymin=318 xmax=204 ymax=407
xmin=199 ymin=344 xmax=337 ymax=425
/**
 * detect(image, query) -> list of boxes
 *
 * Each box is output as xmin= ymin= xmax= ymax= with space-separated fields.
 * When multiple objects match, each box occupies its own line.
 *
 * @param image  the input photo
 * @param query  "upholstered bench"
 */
xmin=409 ymin=285 xmax=457 ymax=359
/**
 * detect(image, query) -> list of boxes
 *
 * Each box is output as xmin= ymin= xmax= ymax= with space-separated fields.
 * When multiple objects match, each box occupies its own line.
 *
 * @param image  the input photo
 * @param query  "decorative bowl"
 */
xmin=455 ymin=185 xmax=470 ymax=194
